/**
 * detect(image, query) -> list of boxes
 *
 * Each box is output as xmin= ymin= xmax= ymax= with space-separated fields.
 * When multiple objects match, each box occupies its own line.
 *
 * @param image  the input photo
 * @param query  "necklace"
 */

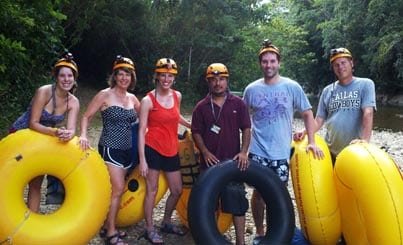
xmin=210 ymin=95 xmax=227 ymax=123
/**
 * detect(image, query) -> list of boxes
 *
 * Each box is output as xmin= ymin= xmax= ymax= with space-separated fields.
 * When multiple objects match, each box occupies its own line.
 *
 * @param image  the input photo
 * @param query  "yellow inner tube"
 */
xmin=116 ymin=168 xmax=168 ymax=227
xmin=176 ymin=130 xmax=232 ymax=233
xmin=0 ymin=129 xmax=111 ymax=245
xmin=335 ymin=142 xmax=403 ymax=245
xmin=290 ymin=134 xmax=341 ymax=245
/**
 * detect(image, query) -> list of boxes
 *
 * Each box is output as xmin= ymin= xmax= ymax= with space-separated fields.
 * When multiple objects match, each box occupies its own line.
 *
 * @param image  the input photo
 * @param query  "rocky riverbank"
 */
xmin=35 ymin=119 xmax=402 ymax=245
xmin=83 ymin=119 xmax=402 ymax=245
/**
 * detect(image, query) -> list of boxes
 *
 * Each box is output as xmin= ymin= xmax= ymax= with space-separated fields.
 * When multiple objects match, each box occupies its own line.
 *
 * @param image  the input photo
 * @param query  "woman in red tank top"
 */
xmin=138 ymin=58 xmax=190 ymax=244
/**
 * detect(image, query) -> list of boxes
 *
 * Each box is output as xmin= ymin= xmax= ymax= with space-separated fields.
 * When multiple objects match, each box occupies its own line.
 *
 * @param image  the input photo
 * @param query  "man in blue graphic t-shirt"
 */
xmin=294 ymin=48 xmax=376 ymax=160
xmin=243 ymin=40 xmax=323 ymax=244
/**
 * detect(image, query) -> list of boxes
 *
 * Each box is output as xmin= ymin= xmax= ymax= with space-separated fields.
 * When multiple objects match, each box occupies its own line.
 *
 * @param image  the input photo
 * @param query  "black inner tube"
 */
xmin=188 ymin=159 xmax=295 ymax=245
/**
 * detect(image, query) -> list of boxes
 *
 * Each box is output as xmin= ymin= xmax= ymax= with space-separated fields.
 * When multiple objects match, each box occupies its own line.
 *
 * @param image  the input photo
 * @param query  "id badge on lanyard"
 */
xmin=210 ymin=95 xmax=226 ymax=135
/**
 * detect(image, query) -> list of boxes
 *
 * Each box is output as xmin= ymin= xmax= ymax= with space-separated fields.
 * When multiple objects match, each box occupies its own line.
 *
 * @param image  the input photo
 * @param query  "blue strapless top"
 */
xmin=11 ymin=107 xmax=65 ymax=130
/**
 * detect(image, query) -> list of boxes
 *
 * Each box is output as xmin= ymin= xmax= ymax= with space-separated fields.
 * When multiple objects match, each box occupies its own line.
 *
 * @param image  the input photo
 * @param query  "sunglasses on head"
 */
xmin=329 ymin=48 xmax=352 ymax=63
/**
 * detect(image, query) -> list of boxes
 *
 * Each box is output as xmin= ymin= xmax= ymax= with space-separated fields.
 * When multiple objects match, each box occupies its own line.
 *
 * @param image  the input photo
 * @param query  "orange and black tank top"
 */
xmin=145 ymin=90 xmax=180 ymax=157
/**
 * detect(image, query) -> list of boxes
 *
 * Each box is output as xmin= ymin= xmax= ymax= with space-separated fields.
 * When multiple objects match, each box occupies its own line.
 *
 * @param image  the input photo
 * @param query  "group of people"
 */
xmin=8 ymin=39 xmax=376 ymax=245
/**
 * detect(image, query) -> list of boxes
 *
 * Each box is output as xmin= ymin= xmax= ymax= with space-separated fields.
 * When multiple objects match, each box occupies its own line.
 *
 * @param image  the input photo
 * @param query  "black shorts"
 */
xmin=145 ymin=145 xmax=180 ymax=172
xmin=220 ymin=181 xmax=248 ymax=216
xmin=98 ymin=145 xmax=133 ymax=170
xmin=248 ymin=153 xmax=289 ymax=183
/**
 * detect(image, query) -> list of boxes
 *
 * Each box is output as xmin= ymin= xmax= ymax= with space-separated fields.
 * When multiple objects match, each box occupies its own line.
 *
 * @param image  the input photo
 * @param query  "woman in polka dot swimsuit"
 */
xmin=79 ymin=56 xmax=140 ymax=245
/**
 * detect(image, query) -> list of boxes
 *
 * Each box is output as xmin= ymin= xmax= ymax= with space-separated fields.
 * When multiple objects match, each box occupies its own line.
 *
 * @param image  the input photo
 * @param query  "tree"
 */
xmin=363 ymin=0 xmax=403 ymax=93
xmin=289 ymin=0 xmax=403 ymax=94
xmin=0 ymin=0 xmax=66 ymax=136
xmin=231 ymin=1 xmax=316 ymax=93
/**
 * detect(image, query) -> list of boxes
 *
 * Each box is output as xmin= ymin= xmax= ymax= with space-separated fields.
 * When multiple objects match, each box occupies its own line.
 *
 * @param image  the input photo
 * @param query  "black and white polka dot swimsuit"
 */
xmin=99 ymin=106 xmax=137 ymax=150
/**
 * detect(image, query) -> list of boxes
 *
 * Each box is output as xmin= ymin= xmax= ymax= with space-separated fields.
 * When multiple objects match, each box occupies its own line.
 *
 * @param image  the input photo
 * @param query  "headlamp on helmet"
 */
xmin=113 ymin=55 xmax=135 ymax=71
xmin=155 ymin=58 xmax=178 ymax=75
xmin=259 ymin=39 xmax=280 ymax=58
xmin=54 ymin=52 xmax=79 ymax=77
xmin=329 ymin=48 xmax=352 ymax=63
xmin=206 ymin=63 xmax=229 ymax=78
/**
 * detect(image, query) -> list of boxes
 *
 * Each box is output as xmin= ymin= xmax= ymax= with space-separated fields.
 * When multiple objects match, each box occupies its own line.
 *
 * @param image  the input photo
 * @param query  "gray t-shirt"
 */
xmin=317 ymin=77 xmax=376 ymax=155
xmin=243 ymin=77 xmax=312 ymax=160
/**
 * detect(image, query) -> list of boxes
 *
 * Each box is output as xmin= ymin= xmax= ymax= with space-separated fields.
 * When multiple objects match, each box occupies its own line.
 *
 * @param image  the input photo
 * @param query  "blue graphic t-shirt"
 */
xmin=243 ymin=77 xmax=311 ymax=160
xmin=317 ymin=77 xmax=376 ymax=155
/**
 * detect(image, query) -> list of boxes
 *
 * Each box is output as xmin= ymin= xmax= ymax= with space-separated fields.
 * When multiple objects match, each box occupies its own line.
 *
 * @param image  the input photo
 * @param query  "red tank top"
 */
xmin=145 ymin=90 xmax=180 ymax=157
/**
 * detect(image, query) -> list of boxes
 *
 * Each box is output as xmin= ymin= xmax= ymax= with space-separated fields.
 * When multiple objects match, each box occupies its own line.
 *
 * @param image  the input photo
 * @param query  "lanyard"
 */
xmin=210 ymin=95 xmax=227 ymax=123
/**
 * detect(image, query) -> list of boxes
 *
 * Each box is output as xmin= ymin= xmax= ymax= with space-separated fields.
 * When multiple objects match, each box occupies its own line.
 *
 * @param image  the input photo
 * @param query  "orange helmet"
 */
xmin=54 ymin=52 xmax=78 ymax=78
xmin=259 ymin=39 xmax=280 ymax=59
xmin=113 ymin=55 xmax=135 ymax=71
xmin=329 ymin=48 xmax=352 ymax=63
xmin=206 ymin=63 xmax=229 ymax=78
xmin=155 ymin=58 xmax=178 ymax=74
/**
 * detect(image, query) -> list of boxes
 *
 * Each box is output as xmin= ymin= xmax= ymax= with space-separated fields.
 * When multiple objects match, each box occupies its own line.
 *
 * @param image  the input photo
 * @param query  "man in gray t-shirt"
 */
xmin=295 ymin=48 xmax=376 ymax=159
xmin=243 ymin=39 xmax=323 ymax=243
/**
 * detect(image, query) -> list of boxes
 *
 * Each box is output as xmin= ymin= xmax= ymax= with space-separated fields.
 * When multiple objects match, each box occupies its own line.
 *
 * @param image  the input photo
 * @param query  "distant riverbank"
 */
xmin=306 ymin=95 xmax=403 ymax=132
xmin=377 ymin=93 xmax=403 ymax=107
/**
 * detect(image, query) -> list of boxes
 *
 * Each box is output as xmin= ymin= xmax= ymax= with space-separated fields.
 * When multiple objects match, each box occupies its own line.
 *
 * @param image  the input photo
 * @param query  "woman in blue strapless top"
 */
xmin=9 ymin=52 xmax=80 ymax=212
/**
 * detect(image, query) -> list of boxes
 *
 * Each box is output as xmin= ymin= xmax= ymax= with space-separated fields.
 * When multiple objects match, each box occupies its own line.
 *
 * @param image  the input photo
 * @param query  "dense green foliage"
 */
xmin=0 ymin=0 xmax=66 ymax=135
xmin=290 ymin=0 xmax=403 ymax=93
xmin=1 ymin=0 xmax=403 ymax=137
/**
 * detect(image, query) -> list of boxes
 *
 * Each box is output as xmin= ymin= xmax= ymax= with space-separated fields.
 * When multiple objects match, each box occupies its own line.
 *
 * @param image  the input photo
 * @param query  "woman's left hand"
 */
xmin=56 ymin=127 xmax=74 ymax=142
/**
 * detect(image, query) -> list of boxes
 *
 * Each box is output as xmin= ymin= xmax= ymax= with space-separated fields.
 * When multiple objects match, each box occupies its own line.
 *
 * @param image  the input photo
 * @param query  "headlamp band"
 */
xmin=329 ymin=48 xmax=352 ymax=63
xmin=113 ymin=63 xmax=135 ymax=71
xmin=54 ymin=61 xmax=78 ymax=74
xmin=155 ymin=68 xmax=177 ymax=74
xmin=259 ymin=47 xmax=280 ymax=57
xmin=207 ymin=70 xmax=229 ymax=77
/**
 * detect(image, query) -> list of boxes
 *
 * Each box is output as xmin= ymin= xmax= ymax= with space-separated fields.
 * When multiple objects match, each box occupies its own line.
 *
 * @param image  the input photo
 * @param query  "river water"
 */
xmin=233 ymin=91 xmax=402 ymax=132
xmin=306 ymin=98 xmax=403 ymax=132
xmin=373 ymin=105 xmax=403 ymax=132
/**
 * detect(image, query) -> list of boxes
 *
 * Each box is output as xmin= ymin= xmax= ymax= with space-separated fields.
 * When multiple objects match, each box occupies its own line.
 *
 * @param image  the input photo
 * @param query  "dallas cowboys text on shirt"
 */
xmin=329 ymin=90 xmax=360 ymax=112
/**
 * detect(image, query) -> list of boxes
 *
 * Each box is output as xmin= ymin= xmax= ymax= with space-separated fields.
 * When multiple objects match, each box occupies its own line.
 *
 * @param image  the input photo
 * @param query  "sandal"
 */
xmin=160 ymin=223 xmax=187 ymax=236
xmin=105 ymin=233 xmax=128 ymax=245
xmin=100 ymin=228 xmax=127 ymax=238
xmin=138 ymin=229 xmax=164 ymax=244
